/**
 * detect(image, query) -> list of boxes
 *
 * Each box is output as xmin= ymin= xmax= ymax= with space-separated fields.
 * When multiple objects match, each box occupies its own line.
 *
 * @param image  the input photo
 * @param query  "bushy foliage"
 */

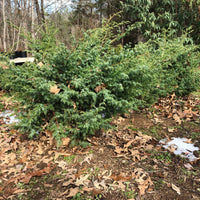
xmin=105 ymin=0 xmax=200 ymax=45
xmin=0 ymin=24 xmax=199 ymax=143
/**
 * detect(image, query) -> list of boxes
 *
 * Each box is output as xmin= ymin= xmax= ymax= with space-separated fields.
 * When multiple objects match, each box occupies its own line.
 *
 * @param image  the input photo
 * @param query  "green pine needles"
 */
xmin=0 ymin=23 xmax=199 ymax=144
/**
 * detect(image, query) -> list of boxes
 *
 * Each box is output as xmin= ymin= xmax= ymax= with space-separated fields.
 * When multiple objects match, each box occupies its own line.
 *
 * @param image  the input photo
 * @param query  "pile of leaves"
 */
xmin=0 ymin=22 xmax=199 ymax=142
xmin=0 ymin=113 xmax=153 ymax=199
xmin=0 ymin=115 xmax=157 ymax=199
xmin=152 ymin=93 xmax=200 ymax=125
xmin=0 ymin=91 xmax=200 ymax=199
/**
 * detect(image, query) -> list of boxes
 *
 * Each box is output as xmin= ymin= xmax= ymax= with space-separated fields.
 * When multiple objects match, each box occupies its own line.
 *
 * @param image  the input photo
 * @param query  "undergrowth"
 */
xmin=0 ymin=21 xmax=199 ymax=144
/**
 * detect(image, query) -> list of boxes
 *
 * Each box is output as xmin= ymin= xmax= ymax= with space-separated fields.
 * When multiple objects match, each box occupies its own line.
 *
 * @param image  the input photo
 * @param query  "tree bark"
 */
xmin=41 ymin=0 xmax=45 ymax=24
xmin=31 ymin=0 xmax=35 ymax=39
xmin=34 ymin=0 xmax=41 ymax=25
xmin=41 ymin=0 xmax=46 ymax=31
xmin=15 ymin=23 xmax=22 ymax=51
xmin=2 ymin=0 xmax=7 ymax=51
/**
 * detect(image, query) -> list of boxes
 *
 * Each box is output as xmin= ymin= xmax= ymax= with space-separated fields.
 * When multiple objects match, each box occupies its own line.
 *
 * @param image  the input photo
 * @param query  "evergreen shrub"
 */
xmin=0 ymin=25 xmax=199 ymax=144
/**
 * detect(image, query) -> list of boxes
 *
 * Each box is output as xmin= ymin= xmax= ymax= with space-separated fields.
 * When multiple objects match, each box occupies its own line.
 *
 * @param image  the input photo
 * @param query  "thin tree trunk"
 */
xmin=35 ymin=0 xmax=41 ymax=25
xmin=11 ymin=28 xmax=16 ymax=51
xmin=15 ymin=23 xmax=22 ymax=51
xmin=41 ymin=0 xmax=46 ymax=31
xmin=41 ymin=0 xmax=45 ymax=23
xmin=2 ymin=0 xmax=7 ymax=51
xmin=6 ymin=26 xmax=10 ymax=50
xmin=31 ymin=0 xmax=35 ymax=39
xmin=22 ymin=0 xmax=28 ymax=50
xmin=7 ymin=0 xmax=12 ymax=50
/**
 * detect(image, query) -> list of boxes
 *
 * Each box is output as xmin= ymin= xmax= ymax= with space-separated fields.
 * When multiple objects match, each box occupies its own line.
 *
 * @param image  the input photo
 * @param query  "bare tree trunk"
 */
xmin=16 ymin=23 xmax=22 ymax=51
xmin=7 ymin=0 xmax=12 ymax=50
xmin=41 ymin=0 xmax=45 ymax=23
xmin=11 ymin=28 xmax=16 ymax=51
xmin=35 ymin=0 xmax=41 ymax=25
xmin=41 ymin=0 xmax=46 ymax=31
xmin=6 ymin=26 xmax=10 ymax=50
xmin=22 ymin=1 xmax=28 ymax=50
xmin=2 ymin=0 xmax=7 ymax=51
xmin=31 ymin=0 xmax=35 ymax=39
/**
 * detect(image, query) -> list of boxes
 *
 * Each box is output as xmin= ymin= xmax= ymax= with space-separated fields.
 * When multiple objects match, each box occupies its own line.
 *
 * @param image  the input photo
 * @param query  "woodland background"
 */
xmin=1 ymin=0 xmax=200 ymax=51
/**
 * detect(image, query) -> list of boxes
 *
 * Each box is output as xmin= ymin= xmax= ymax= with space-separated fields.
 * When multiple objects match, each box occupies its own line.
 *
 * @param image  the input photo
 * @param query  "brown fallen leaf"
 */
xmin=184 ymin=163 xmax=193 ymax=170
xmin=54 ymin=152 xmax=71 ymax=160
xmin=63 ymin=179 xmax=75 ymax=187
xmin=168 ymin=128 xmax=175 ymax=133
xmin=124 ymin=139 xmax=135 ymax=148
xmin=132 ymin=168 xmax=153 ymax=196
xmin=50 ymin=85 xmax=60 ymax=94
xmin=173 ymin=114 xmax=182 ymax=124
xmin=44 ymin=183 xmax=53 ymax=187
xmin=93 ymin=180 xmax=107 ymax=190
xmin=21 ymin=164 xmax=55 ymax=184
xmin=55 ymin=160 xmax=68 ymax=170
xmin=37 ymin=62 xmax=43 ymax=67
xmin=42 ymin=156 xmax=54 ymax=164
xmin=13 ymin=189 xmax=27 ymax=194
xmin=167 ymin=144 xmax=177 ymax=153
xmin=37 ymin=143 xmax=44 ymax=155
xmin=117 ymin=180 xmax=126 ymax=190
xmin=115 ymin=146 xmax=124 ymax=154
xmin=109 ymin=173 xmax=132 ymax=182
xmin=129 ymin=149 xmax=141 ymax=161
xmin=73 ymin=101 xmax=76 ymax=109
xmin=117 ymin=117 xmax=125 ymax=123
xmin=153 ymin=118 xmax=163 ymax=124
xmin=82 ymin=186 xmax=93 ymax=192
xmin=2 ymin=65 xmax=9 ymax=69
xmin=66 ymin=187 xmax=80 ymax=197
xmin=183 ymin=109 xmax=193 ymax=118
xmin=167 ymin=112 xmax=173 ymax=118
xmin=75 ymin=174 xmax=90 ymax=186
xmin=61 ymin=137 xmax=71 ymax=146
xmin=171 ymin=183 xmax=181 ymax=195
xmin=184 ymin=138 xmax=192 ymax=144
xmin=19 ymin=154 xmax=28 ymax=163
xmin=80 ymin=154 xmax=93 ymax=165
xmin=92 ymin=189 xmax=102 ymax=197
xmin=8 ymin=152 xmax=16 ymax=161
xmin=166 ymin=182 xmax=171 ymax=187
xmin=75 ymin=166 xmax=87 ymax=178
xmin=129 ymin=149 xmax=140 ymax=156
xmin=21 ymin=174 xmax=33 ymax=184
xmin=54 ymin=152 xmax=61 ymax=160
xmin=170 ymin=92 xmax=176 ymax=101
xmin=145 ymin=144 xmax=154 ymax=150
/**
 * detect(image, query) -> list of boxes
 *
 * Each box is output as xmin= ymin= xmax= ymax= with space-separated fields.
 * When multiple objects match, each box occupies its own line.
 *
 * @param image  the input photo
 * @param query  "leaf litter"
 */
xmin=0 ymin=92 xmax=200 ymax=199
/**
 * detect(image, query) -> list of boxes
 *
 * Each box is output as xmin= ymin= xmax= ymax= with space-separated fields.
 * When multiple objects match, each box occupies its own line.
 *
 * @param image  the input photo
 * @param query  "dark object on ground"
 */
xmin=10 ymin=51 xmax=27 ymax=59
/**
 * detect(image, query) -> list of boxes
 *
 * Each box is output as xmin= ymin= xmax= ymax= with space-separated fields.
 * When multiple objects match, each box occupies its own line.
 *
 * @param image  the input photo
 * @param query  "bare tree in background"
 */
xmin=2 ymin=0 xmax=7 ymax=51
xmin=41 ymin=0 xmax=45 ymax=24
xmin=31 ymin=0 xmax=35 ymax=39
xmin=0 ymin=0 xmax=74 ymax=51
xmin=35 ymin=0 xmax=41 ymax=25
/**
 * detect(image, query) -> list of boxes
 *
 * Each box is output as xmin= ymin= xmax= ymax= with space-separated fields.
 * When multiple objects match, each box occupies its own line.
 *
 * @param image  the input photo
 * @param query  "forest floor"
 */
xmin=0 ymin=90 xmax=200 ymax=200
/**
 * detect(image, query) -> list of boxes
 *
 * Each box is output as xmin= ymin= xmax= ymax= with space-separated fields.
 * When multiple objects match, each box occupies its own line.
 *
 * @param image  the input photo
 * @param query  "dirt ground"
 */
xmin=0 ymin=91 xmax=200 ymax=200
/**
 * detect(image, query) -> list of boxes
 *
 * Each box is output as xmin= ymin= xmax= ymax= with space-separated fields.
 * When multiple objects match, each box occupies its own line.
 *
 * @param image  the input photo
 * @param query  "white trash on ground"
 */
xmin=0 ymin=110 xmax=19 ymax=124
xmin=159 ymin=137 xmax=199 ymax=161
